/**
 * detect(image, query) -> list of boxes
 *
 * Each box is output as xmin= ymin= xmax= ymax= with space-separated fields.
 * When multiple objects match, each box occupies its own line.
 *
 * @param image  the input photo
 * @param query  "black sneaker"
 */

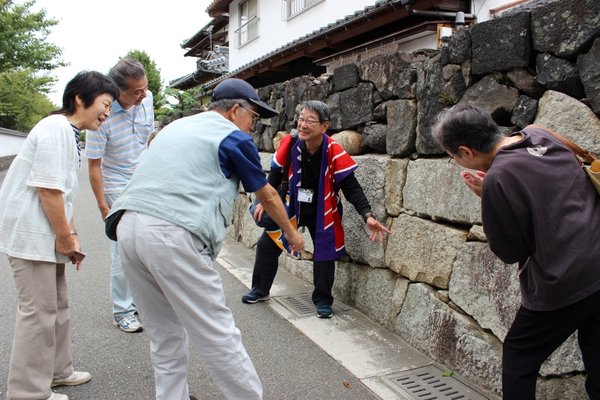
xmin=242 ymin=289 xmax=270 ymax=304
xmin=317 ymin=304 xmax=333 ymax=318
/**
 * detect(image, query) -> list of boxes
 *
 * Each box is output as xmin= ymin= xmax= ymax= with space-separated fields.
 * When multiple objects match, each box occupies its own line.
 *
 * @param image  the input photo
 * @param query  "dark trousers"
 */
xmin=251 ymin=226 xmax=335 ymax=306
xmin=502 ymin=289 xmax=600 ymax=400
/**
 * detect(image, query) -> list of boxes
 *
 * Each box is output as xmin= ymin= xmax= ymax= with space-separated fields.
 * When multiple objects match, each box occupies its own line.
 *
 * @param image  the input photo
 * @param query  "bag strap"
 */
xmin=527 ymin=124 xmax=598 ymax=164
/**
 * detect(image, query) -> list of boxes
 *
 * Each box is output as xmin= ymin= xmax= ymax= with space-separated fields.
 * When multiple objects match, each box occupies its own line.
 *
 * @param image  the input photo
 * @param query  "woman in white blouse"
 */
xmin=0 ymin=71 xmax=119 ymax=400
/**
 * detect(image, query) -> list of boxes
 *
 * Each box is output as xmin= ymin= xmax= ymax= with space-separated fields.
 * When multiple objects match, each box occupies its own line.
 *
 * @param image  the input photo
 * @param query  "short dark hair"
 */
xmin=108 ymin=57 xmax=146 ymax=91
xmin=300 ymin=100 xmax=331 ymax=123
xmin=432 ymin=104 xmax=503 ymax=154
xmin=52 ymin=71 xmax=119 ymax=116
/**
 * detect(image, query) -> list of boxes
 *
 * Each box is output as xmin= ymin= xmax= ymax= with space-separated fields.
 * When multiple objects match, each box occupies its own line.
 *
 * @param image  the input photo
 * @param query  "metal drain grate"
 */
xmin=275 ymin=292 xmax=316 ymax=317
xmin=381 ymin=366 xmax=491 ymax=400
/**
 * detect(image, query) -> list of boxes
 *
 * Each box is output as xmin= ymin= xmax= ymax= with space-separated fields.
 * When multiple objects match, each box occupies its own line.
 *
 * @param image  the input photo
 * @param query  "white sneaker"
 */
xmin=51 ymin=371 xmax=92 ymax=387
xmin=46 ymin=392 xmax=69 ymax=400
xmin=113 ymin=314 xmax=143 ymax=333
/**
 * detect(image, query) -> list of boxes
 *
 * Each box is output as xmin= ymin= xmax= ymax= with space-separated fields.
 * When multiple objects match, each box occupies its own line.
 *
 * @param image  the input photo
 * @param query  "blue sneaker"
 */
xmin=242 ymin=289 xmax=270 ymax=304
xmin=317 ymin=304 xmax=333 ymax=318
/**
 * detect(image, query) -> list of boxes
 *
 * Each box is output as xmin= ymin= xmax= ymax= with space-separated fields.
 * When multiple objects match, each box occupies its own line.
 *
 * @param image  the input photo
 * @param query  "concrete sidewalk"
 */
xmin=217 ymin=239 xmax=500 ymax=400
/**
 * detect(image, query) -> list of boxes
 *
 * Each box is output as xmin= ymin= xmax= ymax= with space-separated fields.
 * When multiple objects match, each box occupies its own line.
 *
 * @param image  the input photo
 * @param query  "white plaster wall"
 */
xmin=473 ymin=0 xmax=519 ymax=22
xmin=227 ymin=0 xmax=522 ymax=71
xmin=0 ymin=135 xmax=26 ymax=157
xmin=228 ymin=0 xmax=378 ymax=70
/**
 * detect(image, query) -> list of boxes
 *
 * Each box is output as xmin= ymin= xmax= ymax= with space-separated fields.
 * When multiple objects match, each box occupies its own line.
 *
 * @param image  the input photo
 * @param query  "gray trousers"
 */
xmin=6 ymin=258 xmax=74 ymax=400
xmin=117 ymin=211 xmax=262 ymax=400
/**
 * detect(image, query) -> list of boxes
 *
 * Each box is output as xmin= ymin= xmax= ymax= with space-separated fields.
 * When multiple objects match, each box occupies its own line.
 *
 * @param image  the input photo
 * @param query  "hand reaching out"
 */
xmin=366 ymin=217 xmax=391 ymax=242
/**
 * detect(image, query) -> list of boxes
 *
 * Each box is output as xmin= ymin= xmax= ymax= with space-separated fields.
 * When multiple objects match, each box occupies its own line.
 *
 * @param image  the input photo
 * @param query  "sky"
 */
xmin=21 ymin=0 xmax=212 ymax=105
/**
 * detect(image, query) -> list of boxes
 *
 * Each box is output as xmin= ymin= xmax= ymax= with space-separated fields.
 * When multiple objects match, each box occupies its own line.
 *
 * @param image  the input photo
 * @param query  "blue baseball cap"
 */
xmin=212 ymin=78 xmax=278 ymax=118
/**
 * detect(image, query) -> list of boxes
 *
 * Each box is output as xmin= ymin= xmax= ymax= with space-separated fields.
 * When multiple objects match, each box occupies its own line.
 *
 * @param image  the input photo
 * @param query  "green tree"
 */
xmin=126 ymin=49 xmax=163 ymax=109
xmin=155 ymin=86 xmax=204 ymax=125
xmin=0 ymin=69 xmax=55 ymax=130
xmin=0 ymin=0 xmax=63 ymax=72
xmin=0 ymin=0 xmax=64 ymax=131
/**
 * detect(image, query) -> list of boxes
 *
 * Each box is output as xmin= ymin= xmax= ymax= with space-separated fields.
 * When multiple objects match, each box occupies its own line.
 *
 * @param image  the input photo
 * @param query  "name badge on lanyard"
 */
xmin=297 ymin=188 xmax=314 ymax=203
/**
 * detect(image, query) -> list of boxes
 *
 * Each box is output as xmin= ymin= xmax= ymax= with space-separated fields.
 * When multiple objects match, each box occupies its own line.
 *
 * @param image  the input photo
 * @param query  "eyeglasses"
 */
xmin=447 ymin=151 xmax=458 ymax=165
xmin=297 ymin=117 xmax=324 ymax=126
xmin=240 ymin=105 xmax=260 ymax=125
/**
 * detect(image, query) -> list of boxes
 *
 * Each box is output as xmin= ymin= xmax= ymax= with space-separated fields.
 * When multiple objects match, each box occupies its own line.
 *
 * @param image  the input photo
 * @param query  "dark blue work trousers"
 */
xmin=251 ymin=225 xmax=335 ymax=307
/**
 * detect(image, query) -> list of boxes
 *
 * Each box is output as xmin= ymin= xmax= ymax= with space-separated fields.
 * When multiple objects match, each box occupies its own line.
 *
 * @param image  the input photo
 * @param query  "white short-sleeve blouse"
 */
xmin=0 ymin=114 xmax=80 ymax=263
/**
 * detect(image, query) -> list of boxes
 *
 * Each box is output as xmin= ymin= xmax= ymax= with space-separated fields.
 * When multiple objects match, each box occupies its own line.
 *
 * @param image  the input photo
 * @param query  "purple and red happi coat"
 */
xmin=268 ymin=133 xmax=357 ymax=261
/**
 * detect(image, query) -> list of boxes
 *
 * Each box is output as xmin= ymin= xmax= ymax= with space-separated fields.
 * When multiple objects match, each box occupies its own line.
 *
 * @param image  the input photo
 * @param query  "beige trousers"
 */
xmin=6 ymin=258 xmax=74 ymax=400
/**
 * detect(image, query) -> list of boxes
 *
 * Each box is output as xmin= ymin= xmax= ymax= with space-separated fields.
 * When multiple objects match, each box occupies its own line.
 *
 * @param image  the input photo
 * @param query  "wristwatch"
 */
xmin=363 ymin=212 xmax=377 ymax=223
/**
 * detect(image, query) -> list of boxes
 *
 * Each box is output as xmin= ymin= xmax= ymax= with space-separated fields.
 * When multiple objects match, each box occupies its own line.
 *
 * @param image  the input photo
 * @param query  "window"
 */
xmin=236 ymin=0 xmax=258 ymax=48
xmin=281 ymin=0 xmax=325 ymax=21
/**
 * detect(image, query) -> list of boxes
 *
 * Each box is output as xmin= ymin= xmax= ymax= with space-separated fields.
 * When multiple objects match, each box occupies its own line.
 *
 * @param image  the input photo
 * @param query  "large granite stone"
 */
xmin=386 ymin=99 xmax=417 ymax=157
xmin=334 ymin=261 xmax=408 ymax=330
xmin=384 ymin=158 xmax=409 ymax=217
xmin=339 ymin=82 xmax=374 ymax=129
xmin=357 ymin=52 xmax=418 ymax=100
xmin=511 ymin=95 xmax=538 ymax=128
xmin=441 ymin=64 xmax=467 ymax=106
xmin=395 ymin=283 xmax=503 ymax=395
xmin=440 ymin=27 xmax=471 ymax=66
xmin=471 ymin=12 xmax=531 ymax=76
xmin=449 ymin=242 xmax=520 ymax=340
xmin=362 ymin=123 xmax=387 ymax=153
xmin=536 ymin=374 xmax=587 ymax=400
xmin=415 ymin=54 xmax=446 ymax=154
xmin=403 ymin=159 xmax=482 ymax=225
xmin=333 ymin=63 xmax=360 ymax=92
xmin=577 ymin=37 xmax=600 ymax=115
xmin=459 ymin=74 xmax=520 ymax=125
xmin=342 ymin=155 xmax=387 ymax=268
xmin=534 ymin=90 xmax=600 ymax=155
xmin=536 ymin=53 xmax=585 ymax=99
xmin=330 ymin=130 xmax=364 ymax=155
xmin=531 ymin=0 xmax=600 ymax=58
xmin=385 ymin=214 xmax=466 ymax=289
xmin=507 ymin=68 xmax=545 ymax=99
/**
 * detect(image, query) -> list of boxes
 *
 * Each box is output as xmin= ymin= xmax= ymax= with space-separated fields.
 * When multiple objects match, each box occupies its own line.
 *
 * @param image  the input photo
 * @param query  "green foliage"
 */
xmin=0 ymin=69 xmax=55 ymax=131
xmin=0 ymin=0 xmax=64 ymax=131
xmin=0 ymin=0 xmax=64 ymax=72
xmin=126 ymin=49 xmax=163 ymax=109
xmin=439 ymin=92 xmax=457 ymax=106
xmin=155 ymin=86 xmax=204 ymax=124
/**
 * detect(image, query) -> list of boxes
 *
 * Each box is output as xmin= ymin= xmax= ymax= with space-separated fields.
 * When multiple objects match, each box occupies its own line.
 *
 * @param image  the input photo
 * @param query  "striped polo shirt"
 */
xmin=86 ymin=92 xmax=155 ymax=193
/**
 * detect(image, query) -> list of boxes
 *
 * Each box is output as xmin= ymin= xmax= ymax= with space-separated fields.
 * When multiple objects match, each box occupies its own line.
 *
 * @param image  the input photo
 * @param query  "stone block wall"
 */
xmin=227 ymin=0 xmax=600 ymax=397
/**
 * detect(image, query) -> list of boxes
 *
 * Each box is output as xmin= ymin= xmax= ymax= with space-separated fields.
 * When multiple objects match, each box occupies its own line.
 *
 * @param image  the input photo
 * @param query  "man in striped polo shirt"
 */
xmin=87 ymin=58 xmax=155 ymax=333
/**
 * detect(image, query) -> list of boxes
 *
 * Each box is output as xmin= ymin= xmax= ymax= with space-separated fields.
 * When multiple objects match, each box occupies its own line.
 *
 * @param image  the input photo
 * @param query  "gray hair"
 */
xmin=208 ymin=98 xmax=253 ymax=113
xmin=432 ymin=104 xmax=503 ymax=154
xmin=300 ymin=100 xmax=331 ymax=123
xmin=108 ymin=57 xmax=146 ymax=91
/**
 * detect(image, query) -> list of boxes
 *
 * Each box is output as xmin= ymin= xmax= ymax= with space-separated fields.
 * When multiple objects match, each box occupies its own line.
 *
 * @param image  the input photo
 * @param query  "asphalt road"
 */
xmin=0 ymin=162 xmax=379 ymax=400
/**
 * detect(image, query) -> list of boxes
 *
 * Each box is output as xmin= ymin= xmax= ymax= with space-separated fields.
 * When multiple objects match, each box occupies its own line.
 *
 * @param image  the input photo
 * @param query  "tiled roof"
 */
xmin=206 ymin=0 xmax=233 ymax=17
xmin=169 ymin=48 xmax=229 ymax=89
xmin=201 ymin=0 xmax=398 ymax=89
